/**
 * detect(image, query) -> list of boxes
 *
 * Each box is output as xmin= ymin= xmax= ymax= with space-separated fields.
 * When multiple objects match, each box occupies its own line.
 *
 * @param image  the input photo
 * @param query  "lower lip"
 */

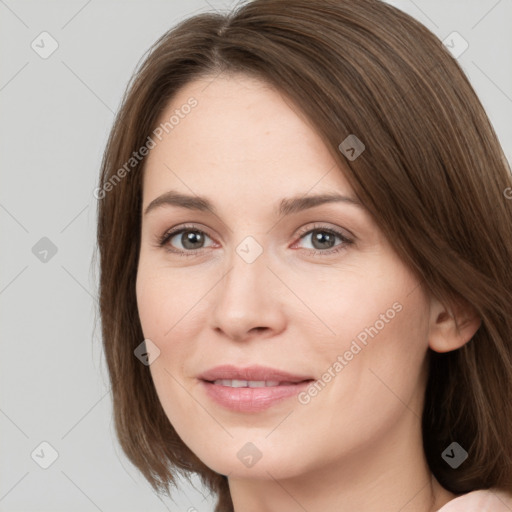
xmin=200 ymin=380 xmax=312 ymax=412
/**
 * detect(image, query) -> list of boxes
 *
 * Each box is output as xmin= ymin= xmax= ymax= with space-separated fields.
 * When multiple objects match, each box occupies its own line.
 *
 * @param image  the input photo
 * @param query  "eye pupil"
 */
xmin=312 ymin=230 xmax=335 ymax=250
xmin=182 ymin=231 xmax=204 ymax=250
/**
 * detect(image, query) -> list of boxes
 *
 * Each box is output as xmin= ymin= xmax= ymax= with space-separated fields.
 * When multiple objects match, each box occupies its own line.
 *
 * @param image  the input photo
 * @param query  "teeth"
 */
xmin=213 ymin=379 xmax=283 ymax=387
xmin=248 ymin=381 xmax=266 ymax=388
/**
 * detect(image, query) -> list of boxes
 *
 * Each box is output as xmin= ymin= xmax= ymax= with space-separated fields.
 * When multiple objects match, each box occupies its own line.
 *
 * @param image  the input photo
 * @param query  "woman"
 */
xmin=96 ymin=0 xmax=512 ymax=510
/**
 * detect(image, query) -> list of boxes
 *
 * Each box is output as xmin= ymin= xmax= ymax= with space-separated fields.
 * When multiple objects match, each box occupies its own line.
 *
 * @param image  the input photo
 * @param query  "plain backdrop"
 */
xmin=1 ymin=1 xmax=511 ymax=511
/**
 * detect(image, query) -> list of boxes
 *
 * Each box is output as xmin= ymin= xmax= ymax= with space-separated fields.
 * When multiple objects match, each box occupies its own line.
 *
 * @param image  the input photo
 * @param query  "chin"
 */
xmin=194 ymin=441 xmax=313 ymax=481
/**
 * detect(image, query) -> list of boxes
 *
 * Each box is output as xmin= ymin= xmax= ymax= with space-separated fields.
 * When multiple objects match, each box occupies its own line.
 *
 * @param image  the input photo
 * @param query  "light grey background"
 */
xmin=1 ymin=1 xmax=511 ymax=511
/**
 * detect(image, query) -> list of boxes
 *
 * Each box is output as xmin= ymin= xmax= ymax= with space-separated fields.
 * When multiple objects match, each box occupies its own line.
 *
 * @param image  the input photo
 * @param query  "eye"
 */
xmin=293 ymin=225 xmax=353 ymax=256
xmin=157 ymin=223 xmax=353 ymax=257
xmin=158 ymin=224 xmax=215 ymax=256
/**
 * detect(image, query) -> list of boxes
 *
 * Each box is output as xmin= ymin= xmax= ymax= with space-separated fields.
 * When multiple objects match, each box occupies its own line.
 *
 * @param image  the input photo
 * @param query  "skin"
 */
xmin=135 ymin=73 xmax=481 ymax=512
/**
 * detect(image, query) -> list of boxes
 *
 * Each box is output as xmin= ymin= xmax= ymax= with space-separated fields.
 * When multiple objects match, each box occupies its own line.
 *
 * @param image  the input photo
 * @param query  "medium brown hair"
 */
xmin=96 ymin=0 xmax=512 ymax=509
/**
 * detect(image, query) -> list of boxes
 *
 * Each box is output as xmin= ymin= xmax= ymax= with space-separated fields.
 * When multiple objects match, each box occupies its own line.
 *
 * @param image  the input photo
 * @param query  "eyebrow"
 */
xmin=143 ymin=190 xmax=364 ymax=217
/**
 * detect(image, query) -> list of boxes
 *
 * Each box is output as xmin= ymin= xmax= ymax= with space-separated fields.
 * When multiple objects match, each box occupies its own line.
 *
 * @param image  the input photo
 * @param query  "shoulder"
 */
xmin=437 ymin=488 xmax=512 ymax=511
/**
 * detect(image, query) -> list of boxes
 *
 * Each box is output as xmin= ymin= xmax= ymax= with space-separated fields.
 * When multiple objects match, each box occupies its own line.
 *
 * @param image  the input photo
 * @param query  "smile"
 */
xmin=212 ymin=379 xmax=299 ymax=387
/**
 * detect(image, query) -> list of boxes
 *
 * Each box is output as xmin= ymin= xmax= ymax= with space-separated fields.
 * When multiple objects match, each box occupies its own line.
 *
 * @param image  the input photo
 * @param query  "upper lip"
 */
xmin=198 ymin=364 xmax=314 ymax=383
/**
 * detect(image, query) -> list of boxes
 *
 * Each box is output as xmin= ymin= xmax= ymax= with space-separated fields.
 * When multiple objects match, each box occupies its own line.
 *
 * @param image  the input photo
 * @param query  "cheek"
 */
xmin=136 ymin=262 xmax=193 ymax=341
xmin=292 ymin=258 xmax=425 ymax=356
xmin=316 ymin=279 xmax=431 ymax=430
xmin=135 ymin=262 xmax=206 ymax=384
xmin=135 ymin=267 xmax=198 ymax=429
xmin=136 ymin=279 xmax=165 ymax=342
xmin=305 ymin=260 xmax=430 ymax=409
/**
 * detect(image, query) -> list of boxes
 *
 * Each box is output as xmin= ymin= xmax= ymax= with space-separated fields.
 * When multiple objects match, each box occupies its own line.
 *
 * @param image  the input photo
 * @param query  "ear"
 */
xmin=428 ymin=295 xmax=482 ymax=353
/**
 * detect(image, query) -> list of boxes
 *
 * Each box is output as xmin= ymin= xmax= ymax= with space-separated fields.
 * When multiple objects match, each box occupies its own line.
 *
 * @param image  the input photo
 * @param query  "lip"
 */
xmin=198 ymin=364 xmax=314 ymax=383
xmin=198 ymin=365 xmax=314 ymax=412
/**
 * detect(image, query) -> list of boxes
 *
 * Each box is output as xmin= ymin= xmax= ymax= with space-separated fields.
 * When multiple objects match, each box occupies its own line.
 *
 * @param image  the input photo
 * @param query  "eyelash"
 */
xmin=156 ymin=223 xmax=353 ymax=258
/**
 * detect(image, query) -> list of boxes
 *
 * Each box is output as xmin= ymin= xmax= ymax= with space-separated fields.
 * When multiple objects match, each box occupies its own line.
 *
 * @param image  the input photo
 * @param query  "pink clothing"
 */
xmin=437 ymin=488 xmax=512 ymax=511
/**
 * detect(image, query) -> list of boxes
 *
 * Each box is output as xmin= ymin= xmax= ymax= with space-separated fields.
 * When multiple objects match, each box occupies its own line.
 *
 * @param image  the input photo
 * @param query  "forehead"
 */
xmin=142 ymin=73 xmax=354 ymax=204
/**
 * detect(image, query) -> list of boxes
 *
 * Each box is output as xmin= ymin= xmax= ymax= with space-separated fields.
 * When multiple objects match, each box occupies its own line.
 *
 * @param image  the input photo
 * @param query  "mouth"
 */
xmin=198 ymin=365 xmax=315 ymax=412
xmin=207 ymin=379 xmax=312 ymax=388
xmin=198 ymin=364 xmax=314 ymax=384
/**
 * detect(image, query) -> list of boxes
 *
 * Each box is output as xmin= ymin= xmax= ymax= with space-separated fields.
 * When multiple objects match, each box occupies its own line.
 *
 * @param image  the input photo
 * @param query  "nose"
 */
xmin=210 ymin=245 xmax=286 ymax=343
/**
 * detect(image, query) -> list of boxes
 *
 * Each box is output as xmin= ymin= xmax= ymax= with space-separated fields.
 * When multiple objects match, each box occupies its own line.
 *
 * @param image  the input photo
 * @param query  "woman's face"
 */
xmin=136 ymin=73 xmax=434 ymax=481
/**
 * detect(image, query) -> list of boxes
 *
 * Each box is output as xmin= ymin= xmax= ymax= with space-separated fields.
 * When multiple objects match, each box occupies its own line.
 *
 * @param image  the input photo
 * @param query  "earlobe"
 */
xmin=428 ymin=296 xmax=482 ymax=353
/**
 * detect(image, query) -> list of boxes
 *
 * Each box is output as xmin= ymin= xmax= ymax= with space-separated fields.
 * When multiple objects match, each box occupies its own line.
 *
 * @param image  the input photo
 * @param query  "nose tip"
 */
xmin=210 ymin=259 xmax=286 ymax=343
